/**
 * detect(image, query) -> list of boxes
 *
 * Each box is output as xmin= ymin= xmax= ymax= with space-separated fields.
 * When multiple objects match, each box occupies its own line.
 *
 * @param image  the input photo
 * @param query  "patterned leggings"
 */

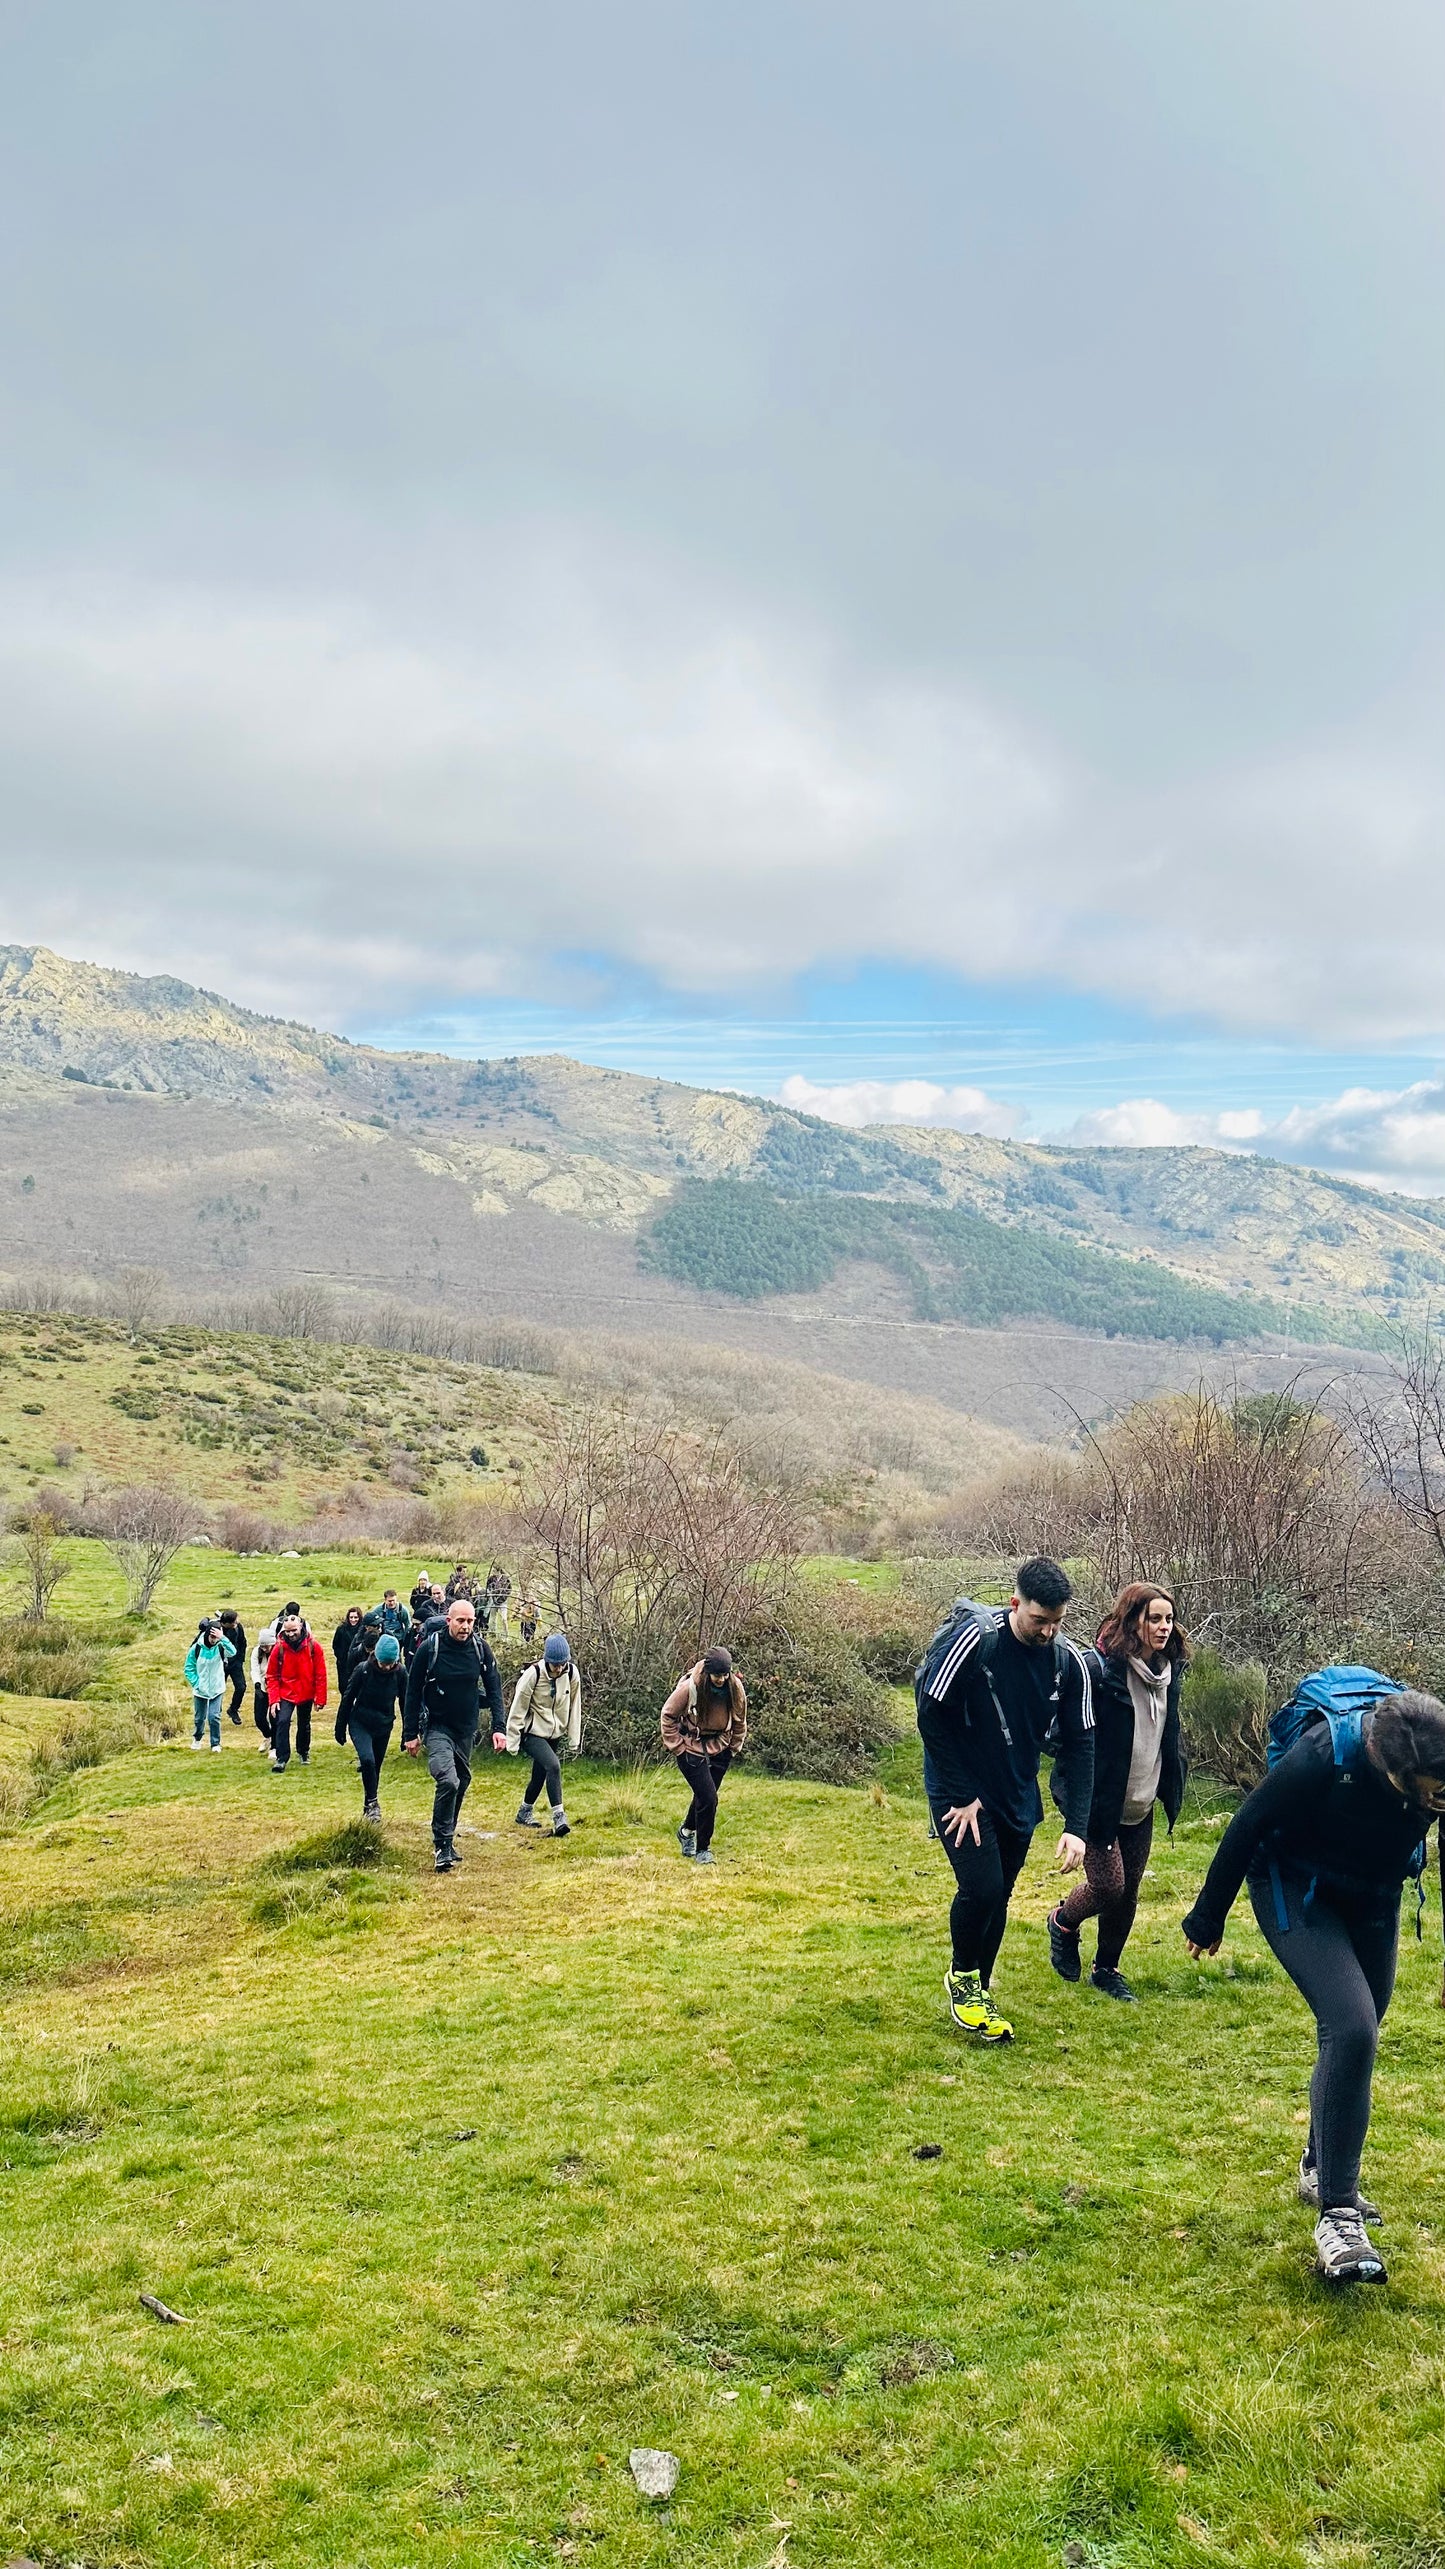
xmin=1055 ymin=1810 xmax=1155 ymax=1970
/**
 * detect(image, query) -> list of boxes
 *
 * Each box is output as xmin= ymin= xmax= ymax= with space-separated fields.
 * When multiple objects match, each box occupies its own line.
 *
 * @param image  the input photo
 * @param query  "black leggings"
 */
xmin=1248 ymin=1865 xmax=1399 ymax=2213
xmin=348 ymin=1714 xmax=393 ymax=1804
xmin=928 ymin=1799 xmax=1032 ymax=1983
xmin=1055 ymin=1810 xmax=1155 ymax=1969
xmin=678 ymin=1749 xmax=732 ymax=1851
xmin=519 ymin=1731 xmax=564 ymax=1811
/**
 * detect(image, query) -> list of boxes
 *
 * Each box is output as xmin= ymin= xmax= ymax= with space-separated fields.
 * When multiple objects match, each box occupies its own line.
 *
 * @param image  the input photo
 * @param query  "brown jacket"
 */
xmin=660 ymin=1663 xmax=748 ymax=1758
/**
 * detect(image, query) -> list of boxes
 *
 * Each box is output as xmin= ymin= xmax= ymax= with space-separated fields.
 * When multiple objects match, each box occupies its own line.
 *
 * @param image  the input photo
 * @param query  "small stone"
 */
xmin=628 ymin=2448 xmax=679 ymax=2501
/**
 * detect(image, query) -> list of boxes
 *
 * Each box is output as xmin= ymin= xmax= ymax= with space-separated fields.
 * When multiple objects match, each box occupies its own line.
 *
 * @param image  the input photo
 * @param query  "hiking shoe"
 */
xmin=269 ymin=1754 xmax=285 ymax=1771
xmin=551 ymin=1810 xmax=571 ymax=1838
xmin=515 ymin=1803 xmax=542 ymax=1828
xmin=1090 ymin=1964 xmax=1138 ymax=2002
xmin=296 ymin=1753 xmax=310 ymax=1767
xmin=363 ymin=1797 xmax=381 ymax=1823
xmin=190 ymin=1735 xmax=207 ymax=1750
xmin=1047 ymin=1905 xmax=1082 ymax=1982
xmin=677 ymin=1825 xmax=697 ymax=1859
xmin=228 ymin=1710 xmax=242 ymax=1725
xmin=1298 ymin=2153 xmax=1382 ymax=2226
xmin=210 ymin=1742 xmax=223 ymax=1754
xmin=944 ymin=1970 xmax=1013 ymax=2042
xmin=694 ymin=1848 xmax=716 ymax=1865
xmin=1314 ymin=2206 xmax=1387 ymax=2286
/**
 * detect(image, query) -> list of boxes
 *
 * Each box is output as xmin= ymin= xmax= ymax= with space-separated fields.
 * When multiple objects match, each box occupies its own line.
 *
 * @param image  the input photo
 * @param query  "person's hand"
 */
xmin=491 ymin=1732 xmax=507 ymax=1753
xmin=403 ymin=1738 xmax=421 ymax=1757
xmin=1055 ymin=1831 xmax=1085 ymax=1873
xmin=1184 ymin=1935 xmax=1221 ymax=1959
xmin=941 ymin=1800 xmax=983 ymax=1848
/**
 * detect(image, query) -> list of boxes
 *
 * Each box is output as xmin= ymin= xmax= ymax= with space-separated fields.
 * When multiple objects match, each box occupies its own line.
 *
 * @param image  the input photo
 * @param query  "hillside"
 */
xmin=0 ymin=945 xmax=1433 ymax=1417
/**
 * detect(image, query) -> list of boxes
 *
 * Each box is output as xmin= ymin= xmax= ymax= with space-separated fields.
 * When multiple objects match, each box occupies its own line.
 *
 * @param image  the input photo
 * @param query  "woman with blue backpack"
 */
xmin=1181 ymin=1668 xmax=1445 ymax=2288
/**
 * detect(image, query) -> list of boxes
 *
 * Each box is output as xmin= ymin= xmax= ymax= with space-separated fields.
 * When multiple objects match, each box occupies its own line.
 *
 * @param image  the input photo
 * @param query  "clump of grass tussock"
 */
xmin=258 ymin=1818 xmax=407 ymax=1876
xmin=0 ymin=1695 xmax=174 ymax=1826
xmin=0 ymin=1618 xmax=103 ymax=1701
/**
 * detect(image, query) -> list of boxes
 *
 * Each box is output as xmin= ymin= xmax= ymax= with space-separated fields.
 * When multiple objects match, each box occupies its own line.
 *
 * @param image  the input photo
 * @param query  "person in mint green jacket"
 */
xmin=185 ymin=1618 xmax=235 ymax=1752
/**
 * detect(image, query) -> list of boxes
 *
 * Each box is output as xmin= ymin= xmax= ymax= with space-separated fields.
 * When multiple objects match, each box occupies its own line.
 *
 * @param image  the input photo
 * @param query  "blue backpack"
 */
xmin=1265 ymin=1664 xmax=1427 ymax=1935
xmin=1266 ymin=1664 xmax=1403 ymax=1775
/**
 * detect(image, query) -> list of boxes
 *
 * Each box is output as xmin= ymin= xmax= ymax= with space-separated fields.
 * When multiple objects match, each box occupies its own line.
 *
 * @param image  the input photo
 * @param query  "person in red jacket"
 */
xmin=265 ymin=1605 xmax=328 ymax=1772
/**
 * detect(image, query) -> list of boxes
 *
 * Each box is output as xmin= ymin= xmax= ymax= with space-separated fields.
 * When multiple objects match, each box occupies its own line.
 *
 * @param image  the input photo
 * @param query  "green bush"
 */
xmin=261 ymin=1820 xmax=404 ymax=1876
xmin=1180 ymin=1649 xmax=1268 ymax=1787
xmin=570 ymin=1600 xmax=898 ymax=1785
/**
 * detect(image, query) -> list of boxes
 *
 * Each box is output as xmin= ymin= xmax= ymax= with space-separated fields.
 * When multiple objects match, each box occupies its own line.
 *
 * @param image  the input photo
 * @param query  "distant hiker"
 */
xmin=405 ymin=1585 xmax=448 ymax=1660
xmin=251 ymin=1620 xmax=277 ymax=1750
xmin=218 ymin=1608 xmax=247 ymax=1725
xmin=503 ymin=1633 xmax=581 ymax=1837
xmin=403 ymin=1594 xmax=503 ymax=1873
xmin=371 ymin=1589 xmax=411 ymax=1642
xmin=333 ymin=1605 xmax=365 ymax=1694
xmin=185 ymin=1616 xmax=235 ymax=1753
xmin=518 ymin=1591 xmax=540 ymax=1650
xmin=444 ymin=1562 xmax=476 ymax=1605
xmin=266 ymin=1607 xmax=328 ymax=1773
xmin=485 ymin=1562 xmax=512 ymax=1638
xmin=409 ymin=1573 xmax=435 ymax=1622
xmin=337 ymin=1631 xmax=406 ymax=1823
xmin=1182 ymin=1680 xmax=1445 ymax=2287
xmin=916 ymin=1556 xmax=1093 ymax=2044
xmin=661 ymin=1648 xmax=747 ymax=1865
xmin=1047 ymin=1583 xmax=1189 ymax=2003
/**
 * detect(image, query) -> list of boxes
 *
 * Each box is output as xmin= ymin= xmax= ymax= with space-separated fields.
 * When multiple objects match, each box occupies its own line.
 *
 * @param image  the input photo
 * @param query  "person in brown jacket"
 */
xmin=660 ymin=1647 xmax=747 ymax=1863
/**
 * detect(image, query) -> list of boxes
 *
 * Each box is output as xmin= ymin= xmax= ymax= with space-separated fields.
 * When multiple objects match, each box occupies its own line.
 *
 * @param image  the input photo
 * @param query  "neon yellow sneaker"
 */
xmin=944 ymin=1969 xmax=1014 ymax=2043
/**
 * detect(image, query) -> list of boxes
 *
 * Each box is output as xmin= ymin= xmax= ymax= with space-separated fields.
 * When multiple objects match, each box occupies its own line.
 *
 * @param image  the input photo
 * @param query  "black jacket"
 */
xmin=337 ymin=1652 xmax=406 ymax=1741
xmin=1084 ymin=1649 xmax=1187 ymax=1845
xmin=403 ymin=1626 xmax=503 ymax=1745
xmin=1181 ymin=1721 xmax=1441 ymax=1948
xmin=333 ymin=1618 xmax=365 ymax=1687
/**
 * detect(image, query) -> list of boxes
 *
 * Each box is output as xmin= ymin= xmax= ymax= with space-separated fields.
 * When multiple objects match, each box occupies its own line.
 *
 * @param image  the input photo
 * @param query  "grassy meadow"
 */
xmin=0 ymin=1548 xmax=1442 ymax=2565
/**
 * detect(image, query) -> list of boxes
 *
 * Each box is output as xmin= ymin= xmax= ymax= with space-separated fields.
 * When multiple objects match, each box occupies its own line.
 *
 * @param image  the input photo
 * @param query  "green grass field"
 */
xmin=1 ymin=1551 xmax=1445 ymax=2566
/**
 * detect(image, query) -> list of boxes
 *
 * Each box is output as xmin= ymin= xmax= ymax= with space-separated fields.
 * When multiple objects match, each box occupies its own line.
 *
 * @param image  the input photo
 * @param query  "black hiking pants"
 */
xmin=1248 ymin=1863 xmax=1399 ymax=2213
xmin=348 ymin=1712 xmax=394 ymax=1806
xmin=225 ymin=1660 xmax=246 ymax=1723
xmin=928 ymin=1798 xmax=1032 ymax=1985
xmin=271 ymin=1699 xmax=314 ymax=1769
xmin=519 ymin=1730 xmax=564 ymax=1812
xmin=426 ymin=1725 xmax=473 ymax=1847
xmin=253 ymin=1683 xmax=273 ymax=1744
xmin=677 ymin=1749 xmax=732 ymax=1851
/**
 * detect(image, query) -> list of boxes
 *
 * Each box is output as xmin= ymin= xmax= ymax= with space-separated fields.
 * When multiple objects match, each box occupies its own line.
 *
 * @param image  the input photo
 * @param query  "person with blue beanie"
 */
xmin=337 ymin=1627 xmax=406 ymax=1823
xmin=503 ymin=1632 xmax=582 ymax=1838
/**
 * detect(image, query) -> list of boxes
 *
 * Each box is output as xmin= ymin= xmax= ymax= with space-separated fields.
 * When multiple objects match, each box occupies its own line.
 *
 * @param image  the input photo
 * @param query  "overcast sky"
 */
xmin=2 ymin=3 xmax=1444 ymax=1180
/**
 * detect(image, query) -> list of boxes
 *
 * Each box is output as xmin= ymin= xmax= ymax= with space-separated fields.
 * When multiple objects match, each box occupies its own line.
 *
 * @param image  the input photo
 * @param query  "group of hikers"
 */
xmin=916 ymin=1552 xmax=1445 ymax=2290
xmin=183 ymin=1544 xmax=1445 ymax=2291
xmin=181 ymin=1561 xmax=746 ymax=1878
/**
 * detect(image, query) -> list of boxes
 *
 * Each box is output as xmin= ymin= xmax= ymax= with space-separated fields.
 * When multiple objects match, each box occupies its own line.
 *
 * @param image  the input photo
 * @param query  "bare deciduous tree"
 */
xmin=9 ymin=1510 xmax=71 ymax=1622
xmin=93 ymin=1484 xmax=201 ymax=1614
xmin=520 ymin=1400 xmax=805 ymax=1708
xmin=1354 ymin=1336 xmax=1445 ymax=1572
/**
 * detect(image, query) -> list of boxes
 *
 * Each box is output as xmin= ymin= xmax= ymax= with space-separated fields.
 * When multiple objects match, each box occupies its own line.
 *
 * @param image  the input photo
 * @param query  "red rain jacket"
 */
xmin=265 ymin=1629 xmax=329 ymax=1709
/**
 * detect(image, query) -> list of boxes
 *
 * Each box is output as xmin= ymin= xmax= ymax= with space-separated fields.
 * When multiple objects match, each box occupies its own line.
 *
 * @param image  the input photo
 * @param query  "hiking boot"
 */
xmin=434 ymin=1841 xmax=455 ymax=1873
xmin=550 ymin=1809 xmax=571 ymax=1838
xmin=677 ymin=1824 xmax=697 ymax=1859
xmin=296 ymin=1753 xmax=310 ymax=1767
xmin=228 ymin=1709 xmax=242 ymax=1725
xmin=1090 ymin=1964 xmax=1138 ymax=2002
xmin=694 ymin=1848 xmax=716 ymax=1865
xmin=1314 ymin=2206 xmax=1387 ymax=2286
xmin=1298 ymin=2153 xmax=1382 ymax=2226
xmin=269 ymin=1754 xmax=286 ymax=1772
xmin=1047 ymin=1905 xmax=1082 ymax=1983
xmin=944 ymin=1969 xmax=1013 ymax=2042
xmin=363 ymin=1797 xmax=381 ymax=1824
xmin=515 ymin=1803 xmax=542 ymax=1828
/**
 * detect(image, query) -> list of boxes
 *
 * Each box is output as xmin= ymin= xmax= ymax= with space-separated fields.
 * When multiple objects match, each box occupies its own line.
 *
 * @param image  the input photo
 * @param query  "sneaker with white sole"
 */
xmin=677 ymin=1824 xmax=697 ymax=1859
xmin=1298 ymin=2153 xmax=1382 ymax=2226
xmin=190 ymin=1735 xmax=207 ymax=1750
xmin=550 ymin=1809 xmax=571 ymax=1837
xmin=1314 ymin=2205 xmax=1386 ymax=2286
xmin=210 ymin=1742 xmax=223 ymax=1754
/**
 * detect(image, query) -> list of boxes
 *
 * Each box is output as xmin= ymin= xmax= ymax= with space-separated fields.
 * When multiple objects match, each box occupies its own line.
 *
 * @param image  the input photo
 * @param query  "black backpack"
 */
xmin=414 ymin=1627 xmax=490 ymax=1733
xmin=914 ymin=1598 xmax=1066 ymax=1743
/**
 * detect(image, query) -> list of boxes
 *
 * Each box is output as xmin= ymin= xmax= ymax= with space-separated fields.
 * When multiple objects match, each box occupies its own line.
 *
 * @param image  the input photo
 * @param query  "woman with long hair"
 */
xmin=1047 ymin=1581 xmax=1189 ymax=2001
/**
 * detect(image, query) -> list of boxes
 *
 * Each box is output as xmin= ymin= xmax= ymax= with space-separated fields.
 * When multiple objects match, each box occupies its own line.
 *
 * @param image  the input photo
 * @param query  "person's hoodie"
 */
xmin=185 ymin=1631 xmax=235 ymax=1698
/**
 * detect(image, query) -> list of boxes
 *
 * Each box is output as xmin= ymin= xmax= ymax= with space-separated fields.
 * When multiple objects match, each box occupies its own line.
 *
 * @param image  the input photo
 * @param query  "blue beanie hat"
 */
xmin=543 ymin=1632 xmax=570 ymax=1667
xmin=375 ymin=1634 xmax=401 ymax=1665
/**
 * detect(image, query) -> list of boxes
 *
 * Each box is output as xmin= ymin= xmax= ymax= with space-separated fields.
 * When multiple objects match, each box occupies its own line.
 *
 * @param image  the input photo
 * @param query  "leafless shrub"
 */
xmin=89 ymin=1483 xmax=202 ymax=1613
xmin=52 ymin=1441 xmax=77 ymax=1469
xmin=6 ymin=1510 xmax=71 ymax=1621
xmin=111 ymin=1265 xmax=170 ymax=1336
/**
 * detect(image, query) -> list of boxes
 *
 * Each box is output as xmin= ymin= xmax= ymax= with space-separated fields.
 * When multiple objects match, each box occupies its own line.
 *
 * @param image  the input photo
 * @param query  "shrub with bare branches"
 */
xmin=7 ymin=1509 xmax=71 ymax=1622
xmin=89 ymin=1483 xmax=201 ymax=1613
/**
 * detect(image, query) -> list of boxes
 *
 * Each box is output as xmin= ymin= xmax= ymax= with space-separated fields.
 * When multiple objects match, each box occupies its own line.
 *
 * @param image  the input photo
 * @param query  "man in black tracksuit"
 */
xmin=403 ymin=1595 xmax=503 ymax=1872
xmin=917 ymin=1554 xmax=1094 ymax=2044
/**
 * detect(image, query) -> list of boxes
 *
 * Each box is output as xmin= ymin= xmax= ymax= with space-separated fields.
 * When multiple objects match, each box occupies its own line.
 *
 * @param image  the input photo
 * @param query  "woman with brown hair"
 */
xmin=1047 ymin=1582 xmax=1189 ymax=2001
